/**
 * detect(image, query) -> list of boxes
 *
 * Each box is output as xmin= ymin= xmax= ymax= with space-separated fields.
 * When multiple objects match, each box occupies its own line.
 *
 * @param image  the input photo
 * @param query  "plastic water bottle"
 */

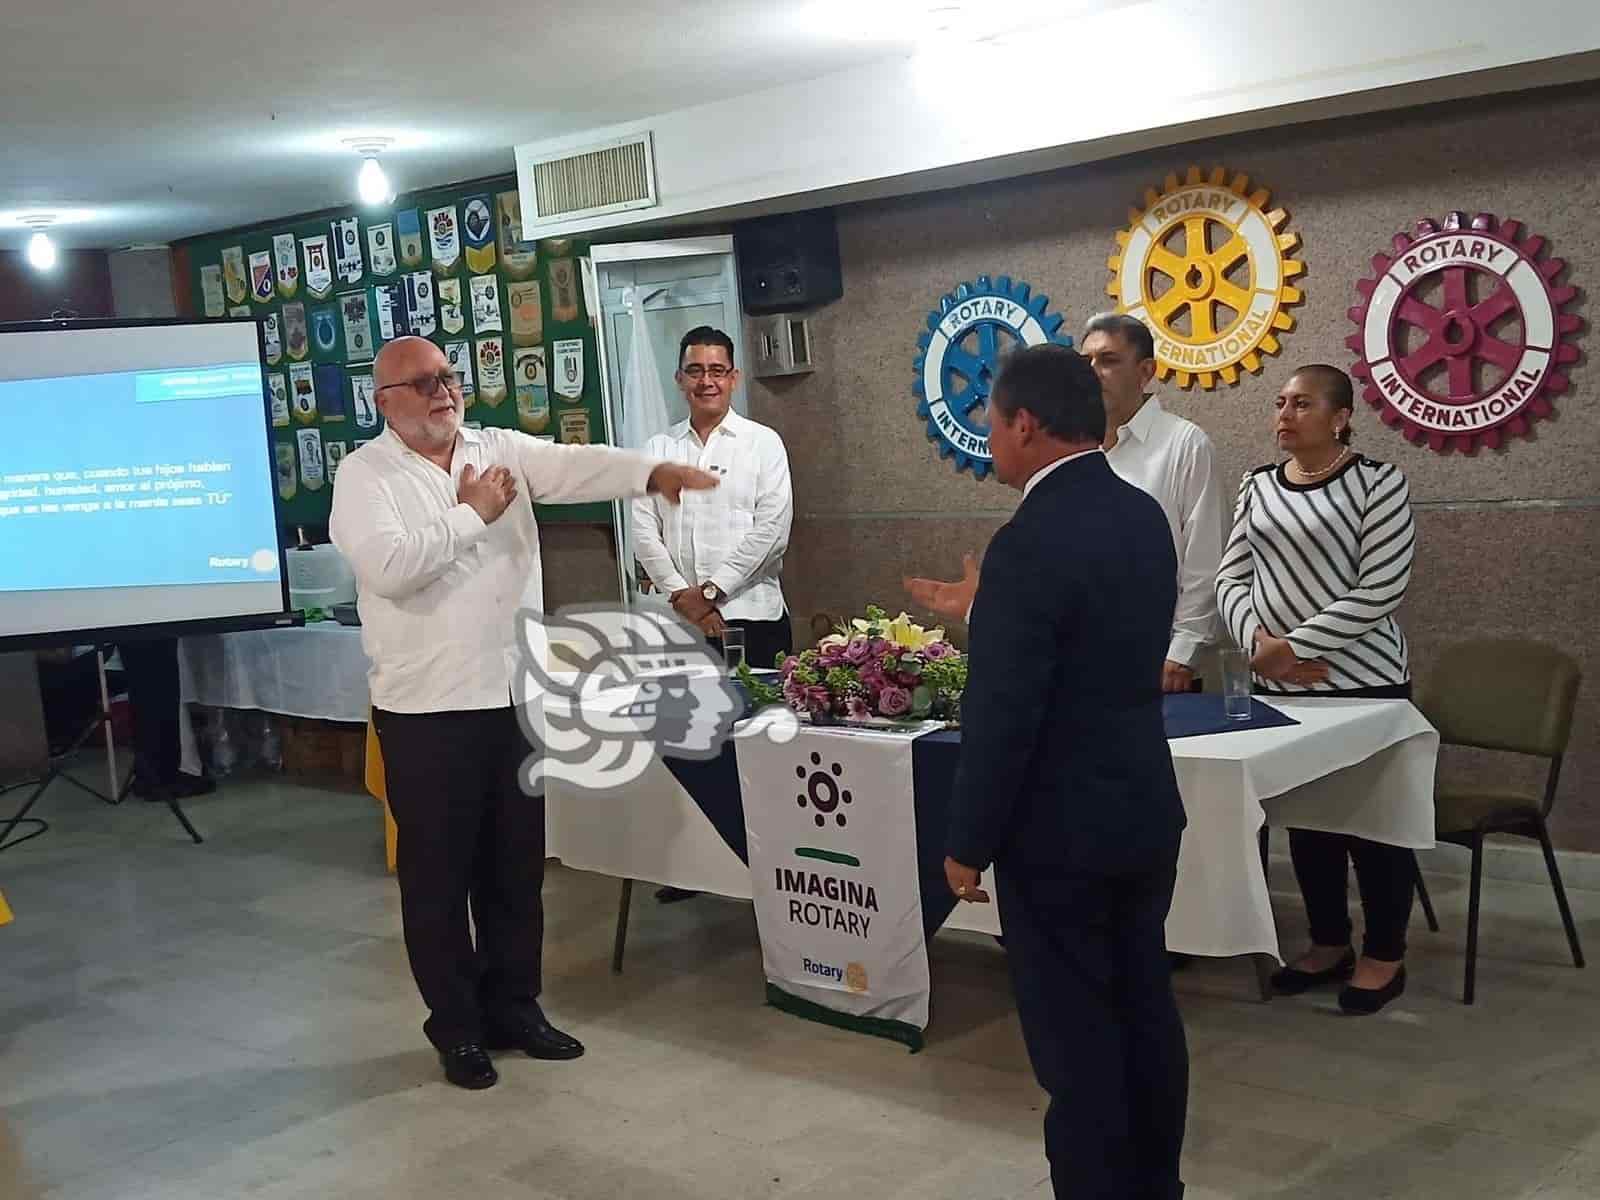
xmin=258 ymin=714 xmax=282 ymax=771
xmin=211 ymin=714 xmax=236 ymax=777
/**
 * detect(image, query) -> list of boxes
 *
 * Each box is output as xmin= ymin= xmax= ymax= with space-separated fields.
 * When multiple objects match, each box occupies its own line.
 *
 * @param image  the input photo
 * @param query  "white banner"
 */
xmin=737 ymin=724 xmax=934 ymax=1045
xmin=553 ymin=337 xmax=584 ymax=399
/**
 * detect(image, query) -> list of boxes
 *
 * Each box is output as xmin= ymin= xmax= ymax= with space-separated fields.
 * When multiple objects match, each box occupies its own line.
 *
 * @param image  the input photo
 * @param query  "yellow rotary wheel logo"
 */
xmin=1107 ymin=166 xmax=1305 ymax=389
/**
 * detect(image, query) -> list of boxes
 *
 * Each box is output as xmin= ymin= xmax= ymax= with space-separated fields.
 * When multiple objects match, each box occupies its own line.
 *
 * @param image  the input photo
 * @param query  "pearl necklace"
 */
xmin=1288 ymin=447 xmax=1350 ymax=483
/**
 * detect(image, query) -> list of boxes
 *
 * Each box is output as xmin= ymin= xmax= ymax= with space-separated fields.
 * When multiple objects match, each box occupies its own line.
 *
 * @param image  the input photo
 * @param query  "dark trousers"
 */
xmin=117 ymin=639 xmax=180 ymax=784
xmin=997 ymin=853 xmax=1188 ymax=1200
xmin=372 ymin=704 xmax=545 ymax=1051
xmin=1279 ymin=681 xmax=1415 ymax=963
xmin=711 ymin=609 xmax=792 ymax=672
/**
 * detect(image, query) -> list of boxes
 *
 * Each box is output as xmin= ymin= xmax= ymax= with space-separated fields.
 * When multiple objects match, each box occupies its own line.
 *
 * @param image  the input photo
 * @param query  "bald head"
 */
xmin=374 ymin=335 xmax=445 ymax=390
xmin=373 ymin=336 xmax=461 ymax=457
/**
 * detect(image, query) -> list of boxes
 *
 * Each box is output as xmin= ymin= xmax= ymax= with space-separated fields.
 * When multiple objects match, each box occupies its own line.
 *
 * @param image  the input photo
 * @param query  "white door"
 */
xmin=588 ymin=237 xmax=745 ymax=606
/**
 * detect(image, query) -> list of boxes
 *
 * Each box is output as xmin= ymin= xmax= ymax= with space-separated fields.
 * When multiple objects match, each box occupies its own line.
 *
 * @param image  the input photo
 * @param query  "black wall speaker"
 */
xmin=734 ymin=210 xmax=842 ymax=315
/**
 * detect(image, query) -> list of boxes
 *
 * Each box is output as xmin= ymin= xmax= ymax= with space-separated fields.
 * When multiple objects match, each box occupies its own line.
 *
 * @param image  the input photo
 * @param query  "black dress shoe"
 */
xmin=438 ymin=1043 xmax=498 ymax=1089
xmin=1339 ymin=965 xmax=1406 ymax=1015
xmin=484 ymin=1010 xmax=585 ymax=1060
xmin=170 ymin=772 xmax=217 ymax=798
xmin=1271 ymin=949 xmax=1356 ymax=995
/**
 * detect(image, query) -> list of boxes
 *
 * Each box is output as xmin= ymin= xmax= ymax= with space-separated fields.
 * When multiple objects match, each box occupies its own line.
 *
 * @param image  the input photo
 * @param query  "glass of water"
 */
xmin=1219 ymin=647 xmax=1253 ymax=720
xmin=721 ymin=627 xmax=746 ymax=672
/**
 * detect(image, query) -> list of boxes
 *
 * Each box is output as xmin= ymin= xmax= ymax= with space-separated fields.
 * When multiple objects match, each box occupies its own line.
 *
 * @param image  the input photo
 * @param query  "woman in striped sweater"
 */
xmin=1216 ymin=364 xmax=1417 ymax=1015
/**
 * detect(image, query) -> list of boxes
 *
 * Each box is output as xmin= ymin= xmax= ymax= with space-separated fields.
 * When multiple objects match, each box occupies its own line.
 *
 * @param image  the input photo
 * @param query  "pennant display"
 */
xmin=547 ymin=257 xmax=580 ymax=322
xmin=552 ymin=338 xmax=585 ymax=400
xmin=301 ymin=235 xmax=333 ymax=298
xmin=249 ymin=250 xmax=275 ymax=304
xmin=445 ymin=341 xmax=476 ymax=404
xmin=367 ymin=222 xmax=396 ymax=276
xmin=374 ymin=283 xmax=402 ymax=340
xmin=296 ymin=427 xmax=325 ymax=492
xmin=404 ymin=272 xmax=436 ymax=338
xmin=438 ymin=277 xmax=464 ymax=335
xmin=311 ymin=305 xmax=339 ymax=357
xmin=462 ymin=194 xmax=496 ymax=274
xmin=332 ymin=217 xmax=364 ymax=284
xmin=314 ymin=364 xmax=349 ymax=423
xmin=273 ymin=233 xmax=299 ymax=297
xmin=514 ymin=347 xmax=550 ymax=434
xmin=267 ymin=373 xmax=290 ymax=428
xmin=288 ymin=362 xmax=317 ymax=424
xmin=325 ymin=440 xmax=349 ymax=480
xmin=507 ymin=280 xmax=543 ymax=347
xmin=339 ymin=291 xmax=374 ymax=361
xmin=396 ymin=209 xmax=424 ymax=268
xmin=559 ymin=410 xmax=591 ymax=444
xmin=263 ymin=311 xmax=283 ymax=364
xmin=275 ymin=442 xmax=298 ymax=500
xmin=469 ymin=274 xmax=503 ymax=334
xmin=282 ymin=302 xmax=309 ymax=361
xmin=427 ymin=205 xmax=461 ymax=275
xmin=495 ymin=190 xmax=538 ymax=279
xmin=221 ymin=246 xmax=248 ymax=304
xmin=351 ymin=372 xmax=379 ymax=429
xmin=475 ymin=337 xmax=507 ymax=406
xmin=201 ymin=265 xmax=225 ymax=317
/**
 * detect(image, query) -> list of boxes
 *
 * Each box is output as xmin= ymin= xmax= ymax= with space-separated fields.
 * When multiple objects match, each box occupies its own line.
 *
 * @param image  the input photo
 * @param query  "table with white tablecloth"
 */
xmin=546 ymin=697 xmax=1439 ymax=964
xmin=176 ymin=622 xmax=370 ymax=774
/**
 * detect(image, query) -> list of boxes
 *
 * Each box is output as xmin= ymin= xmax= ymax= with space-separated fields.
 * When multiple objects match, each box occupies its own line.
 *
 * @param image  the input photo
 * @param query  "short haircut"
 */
xmin=991 ymin=344 xmax=1106 ymax=444
xmin=1290 ymin=363 xmax=1356 ymax=445
xmin=678 ymin=326 xmax=735 ymax=367
xmin=1083 ymin=311 xmax=1156 ymax=361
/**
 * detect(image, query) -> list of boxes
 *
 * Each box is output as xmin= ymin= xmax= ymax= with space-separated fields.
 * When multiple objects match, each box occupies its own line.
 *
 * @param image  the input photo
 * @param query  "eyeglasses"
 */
xmin=680 ymin=364 xmax=733 ymax=380
xmin=376 ymin=371 xmax=464 ymax=398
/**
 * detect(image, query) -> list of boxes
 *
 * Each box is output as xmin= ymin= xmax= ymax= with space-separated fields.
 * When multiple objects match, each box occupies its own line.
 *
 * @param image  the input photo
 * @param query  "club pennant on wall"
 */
xmin=427 ymin=205 xmax=461 ymax=275
xmin=475 ymin=337 xmax=507 ymax=405
xmin=351 ymin=372 xmax=379 ymax=429
xmin=311 ymin=306 xmax=339 ymax=357
xmin=396 ymin=209 xmax=424 ymax=268
xmin=547 ymin=257 xmax=579 ymax=322
xmin=296 ymin=427 xmax=325 ymax=492
xmin=558 ymin=409 xmax=590 ymax=444
xmin=367 ymin=222 xmax=397 ymax=276
xmin=273 ymin=233 xmax=299 ymax=297
xmin=221 ymin=246 xmax=248 ymax=304
xmin=314 ymin=364 xmax=348 ymax=422
xmin=249 ymin=250 xmax=275 ymax=304
xmin=495 ymin=190 xmax=538 ymax=279
xmin=445 ymin=340 xmax=477 ymax=403
xmin=405 ymin=271 xmax=437 ymax=337
xmin=275 ymin=442 xmax=297 ymax=500
xmin=374 ymin=283 xmax=402 ymax=340
xmin=267 ymin=372 xmax=290 ymax=427
xmin=325 ymin=440 xmax=349 ymax=480
xmin=301 ymin=234 xmax=333 ymax=298
xmin=282 ymin=302 xmax=309 ymax=361
xmin=462 ymin=194 xmax=496 ymax=274
xmin=470 ymin=274 xmax=502 ymax=334
xmin=263 ymin=311 xmax=283 ymax=364
xmin=289 ymin=362 xmax=317 ymax=424
xmin=332 ymin=217 xmax=364 ymax=284
xmin=340 ymin=291 xmax=374 ymax=361
xmin=438 ymin=277 xmax=465 ymax=335
xmin=552 ymin=337 xmax=584 ymax=399
xmin=514 ymin=346 xmax=549 ymax=434
xmin=201 ymin=264 xmax=225 ymax=317
xmin=507 ymin=280 xmax=543 ymax=347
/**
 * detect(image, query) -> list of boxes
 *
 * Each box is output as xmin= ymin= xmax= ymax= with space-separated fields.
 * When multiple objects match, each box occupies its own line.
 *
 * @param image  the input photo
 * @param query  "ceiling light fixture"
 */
xmin=19 ymin=214 xmax=58 ymax=271
xmin=344 ymin=137 xmax=396 ymax=206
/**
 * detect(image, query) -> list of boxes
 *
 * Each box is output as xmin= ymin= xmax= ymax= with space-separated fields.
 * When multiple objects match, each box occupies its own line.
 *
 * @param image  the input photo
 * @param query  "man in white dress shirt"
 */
xmin=633 ymin=326 xmax=794 ymax=671
xmin=906 ymin=315 xmax=1222 ymax=693
xmin=330 ymin=336 xmax=715 ymax=1090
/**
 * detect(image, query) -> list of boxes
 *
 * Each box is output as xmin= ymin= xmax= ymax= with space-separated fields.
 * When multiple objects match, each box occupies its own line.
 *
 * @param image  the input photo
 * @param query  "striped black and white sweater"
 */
xmin=1215 ymin=455 xmax=1414 ymax=694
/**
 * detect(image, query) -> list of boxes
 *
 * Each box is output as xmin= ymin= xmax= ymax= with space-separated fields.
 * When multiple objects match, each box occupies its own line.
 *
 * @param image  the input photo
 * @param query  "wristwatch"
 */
xmin=701 ymin=581 xmax=722 ymax=604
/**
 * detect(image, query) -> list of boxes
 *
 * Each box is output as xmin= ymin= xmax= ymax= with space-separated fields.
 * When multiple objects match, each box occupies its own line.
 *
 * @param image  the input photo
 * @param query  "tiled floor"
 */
xmin=3 ymin=768 xmax=1599 ymax=1199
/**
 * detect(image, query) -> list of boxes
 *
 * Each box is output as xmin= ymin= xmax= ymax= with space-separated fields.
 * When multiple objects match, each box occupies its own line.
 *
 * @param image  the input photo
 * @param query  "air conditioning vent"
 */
xmin=524 ymin=133 xmax=657 ymax=225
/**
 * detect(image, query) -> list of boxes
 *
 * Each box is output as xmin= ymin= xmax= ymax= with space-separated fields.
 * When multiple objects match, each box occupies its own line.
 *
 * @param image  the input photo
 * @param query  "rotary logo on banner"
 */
xmin=311 ymin=306 xmax=338 ymax=356
xmin=737 ymin=726 xmax=935 ymax=1048
xmin=340 ymin=291 xmax=374 ymax=361
xmin=367 ymin=222 xmax=397 ymax=276
xmin=396 ymin=209 xmax=425 ymax=268
xmin=476 ymin=337 xmax=507 ymax=405
xmin=263 ymin=311 xmax=283 ymax=365
xmin=332 ymin=217 xmax=364 ymax=284
xmin=428 ymin=206 xmax=461 ymax=275
xmin=221 ymin=246 xmax=247 ymax=304
xmin=470 ymin=275 xmax=502 ymax=334
xmin=552 ymin=338 xmax=584 ymax=400
xmin=405 ymin=272 xmax=437 ymax=338
xmin=496 ymin=190 xmax=537 ymax=279
xmin=445 ymin=340 xmax=477 ymax=403
xmin=273 ymin=234 xmax=299 ymax=298
xmin=288 ymin=362 xmax=317 ymax=424
xmin=508 ymin=281 xmax=543 ymax=347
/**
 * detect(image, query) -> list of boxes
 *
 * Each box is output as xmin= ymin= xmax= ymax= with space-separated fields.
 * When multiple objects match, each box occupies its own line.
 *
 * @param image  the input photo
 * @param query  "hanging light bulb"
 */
xmin=345 ymin=138 xmax=396 ymax=206
xmin=26 ymin=230 xmax=57 ymax=271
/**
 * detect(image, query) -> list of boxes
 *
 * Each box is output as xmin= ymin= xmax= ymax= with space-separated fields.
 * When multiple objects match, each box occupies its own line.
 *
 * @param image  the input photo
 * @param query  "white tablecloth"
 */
xmin=546 ymin=698 xmax=1438 ymax=961
xmin=176 ymin=623 xmax=371 ymax=773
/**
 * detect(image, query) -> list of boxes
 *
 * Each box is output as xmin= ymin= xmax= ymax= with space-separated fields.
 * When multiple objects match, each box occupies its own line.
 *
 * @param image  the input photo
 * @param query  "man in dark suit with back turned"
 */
xmin=944 ymin=344 xmax=1189 ymax=1200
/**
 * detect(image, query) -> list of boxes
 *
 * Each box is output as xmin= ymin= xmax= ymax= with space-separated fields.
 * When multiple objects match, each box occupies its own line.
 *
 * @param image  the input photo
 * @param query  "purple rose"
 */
xmin=878 ymin=686 xmax=912 ymax=717
xmin=843 ymin=637 xmax=872 ymax=665
xmin=923 ymin=641 xmax=954 ymax=661
xmin=817 ymin=645 xmax=846 ymax=668
xmin=780 ymin=655 xmax=800 ymax=676
xmin=868 ymin=637 xmax=890 ymax=657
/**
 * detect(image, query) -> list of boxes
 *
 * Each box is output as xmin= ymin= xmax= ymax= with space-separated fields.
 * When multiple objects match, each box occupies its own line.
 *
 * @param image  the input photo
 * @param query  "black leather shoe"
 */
xmin=484 ymin=1010 xmax=585 ymax=1060
xmin=1339 ymin=965 xmax=1406 ymax=1015
xmin=170 ymin=772 xmax=217 ymax=798
xmin=1271 ymin=949 xmax=1356 ymax=995
xmin=438 ymin=1043 xmax=498 ymax=1089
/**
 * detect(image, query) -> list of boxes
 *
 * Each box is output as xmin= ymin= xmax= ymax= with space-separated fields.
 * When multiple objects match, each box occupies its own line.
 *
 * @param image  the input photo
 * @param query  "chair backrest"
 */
xmin=1416 ymin=638 xmax=1581 ymax=759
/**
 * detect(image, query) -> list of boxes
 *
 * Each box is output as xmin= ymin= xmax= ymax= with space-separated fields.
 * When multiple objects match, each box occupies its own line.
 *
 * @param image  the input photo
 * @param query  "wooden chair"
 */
xmin=1412 ymin=638 xmax=1584 ymax=1004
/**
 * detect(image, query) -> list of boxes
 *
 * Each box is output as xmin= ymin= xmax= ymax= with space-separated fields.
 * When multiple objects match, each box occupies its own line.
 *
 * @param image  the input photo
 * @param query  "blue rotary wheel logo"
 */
xmin=914 ymin=275 xmax=1073 ymax=478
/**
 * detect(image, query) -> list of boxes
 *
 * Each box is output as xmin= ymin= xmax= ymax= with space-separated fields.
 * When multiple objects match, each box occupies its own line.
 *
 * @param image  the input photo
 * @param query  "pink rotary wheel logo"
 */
xmin=1346 ymin=212 xmax=1582 ymax=453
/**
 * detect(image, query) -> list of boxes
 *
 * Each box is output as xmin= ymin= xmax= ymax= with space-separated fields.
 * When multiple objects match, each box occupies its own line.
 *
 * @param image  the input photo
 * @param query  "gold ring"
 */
xmin=957 ymin=885 xmax=967 ymax=894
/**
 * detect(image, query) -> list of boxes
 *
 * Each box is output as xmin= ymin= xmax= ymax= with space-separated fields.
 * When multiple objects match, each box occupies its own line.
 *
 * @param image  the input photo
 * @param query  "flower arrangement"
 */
xmin=765 ymin=605 xmax=967 ymax=724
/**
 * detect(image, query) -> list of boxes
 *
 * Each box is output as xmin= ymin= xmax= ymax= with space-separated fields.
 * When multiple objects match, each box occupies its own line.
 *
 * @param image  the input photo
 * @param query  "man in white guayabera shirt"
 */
xmin=330 ymin=336 xmax=717 ymax=1091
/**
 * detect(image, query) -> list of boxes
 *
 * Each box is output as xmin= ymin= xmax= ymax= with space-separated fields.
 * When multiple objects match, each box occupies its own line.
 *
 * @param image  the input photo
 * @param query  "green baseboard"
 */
xmin=764 ymin=982 xmax=924 ymax=1052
